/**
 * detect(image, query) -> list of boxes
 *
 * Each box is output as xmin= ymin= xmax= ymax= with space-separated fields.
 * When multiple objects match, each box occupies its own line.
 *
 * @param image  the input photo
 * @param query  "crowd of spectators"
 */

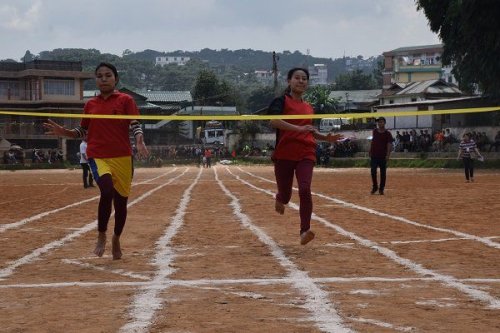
xmin=316 ymin=140 xmax=358 ymax=166
xmin=2 ymin=147 xmax=64 ymax=165
xmin=393 ymin=129 xmax=454 ymax=152
xmin=32 ymin=148 xmax=64 ymax=164
xmin=392 ymin=128 xmax=500 ymax=153
xmin=136 ymin=144 xmax=233 ymax=167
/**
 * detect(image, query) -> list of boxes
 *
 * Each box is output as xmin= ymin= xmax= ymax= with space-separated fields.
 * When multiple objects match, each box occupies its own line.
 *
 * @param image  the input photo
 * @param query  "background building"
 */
xmin=155 ymin=56 xmax=191 ymax=66
xmin=308 ymin=64 xmax=328 ymax=86
xmin=0 ymin=60 xmax=93 ymax=161
xmin=382 ymin=44 xmax=456 ymax=89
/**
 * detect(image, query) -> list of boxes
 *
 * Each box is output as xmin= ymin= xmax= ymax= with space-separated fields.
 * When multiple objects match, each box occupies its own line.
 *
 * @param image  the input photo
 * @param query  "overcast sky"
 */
xmin=0 ymin=0 xmax=440 ymax=61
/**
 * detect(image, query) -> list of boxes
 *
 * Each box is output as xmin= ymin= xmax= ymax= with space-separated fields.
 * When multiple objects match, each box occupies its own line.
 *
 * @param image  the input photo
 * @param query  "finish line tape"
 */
xmin=0 ymin=106 xmax=499 ymax=121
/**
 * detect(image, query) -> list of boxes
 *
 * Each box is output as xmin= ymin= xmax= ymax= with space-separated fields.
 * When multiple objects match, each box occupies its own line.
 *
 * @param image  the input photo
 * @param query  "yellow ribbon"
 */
xmin=0 ymin=106 xmax=498 ymax=121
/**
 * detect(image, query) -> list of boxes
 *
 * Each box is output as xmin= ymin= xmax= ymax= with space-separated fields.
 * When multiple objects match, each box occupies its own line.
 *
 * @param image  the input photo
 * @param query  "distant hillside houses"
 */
xmin=308 ymin=64 xmax=328 ymax=86
xmin=254 ymin=70 xmax=274 ymax=84
xmin=254 ymin=64 xmax=328 ymax=86
xmin=155 ymin=56 xmax=191 ymax=66
xmin=345 ymin=56 xmax=379 ymax=71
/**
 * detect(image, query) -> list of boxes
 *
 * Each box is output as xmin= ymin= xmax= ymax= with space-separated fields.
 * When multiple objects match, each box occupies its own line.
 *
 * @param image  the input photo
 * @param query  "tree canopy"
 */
xmin=334 ymin=69 xmax=378 ymax=90
xmin=416 ymin=0 xmax=500 ymax=97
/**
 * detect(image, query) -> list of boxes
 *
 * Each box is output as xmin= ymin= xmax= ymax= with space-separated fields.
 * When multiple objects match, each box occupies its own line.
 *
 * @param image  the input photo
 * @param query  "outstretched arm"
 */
xmin=313 ymin=130 xmax=345 ymax=143
xmin=43 ymin=119 xmax=81 ymax=138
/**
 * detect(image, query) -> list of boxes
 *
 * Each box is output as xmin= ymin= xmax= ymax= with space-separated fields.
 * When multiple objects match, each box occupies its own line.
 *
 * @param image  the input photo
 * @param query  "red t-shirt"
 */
xmin=270 ymin=95 xmax=316 ymax=162
xmin=81 ymin=91 xmax=139 ymax=158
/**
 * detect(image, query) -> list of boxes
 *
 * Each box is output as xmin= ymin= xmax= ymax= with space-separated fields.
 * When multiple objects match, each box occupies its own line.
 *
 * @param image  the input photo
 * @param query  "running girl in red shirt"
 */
xmin=267 ymin=68 xmax=343 ymax=245
xmin=44 ymin=62 xmax=149 ymax=259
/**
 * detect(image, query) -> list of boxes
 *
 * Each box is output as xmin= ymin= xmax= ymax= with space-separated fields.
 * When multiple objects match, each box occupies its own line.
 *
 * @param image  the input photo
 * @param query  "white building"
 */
xmin=155 ymin=56 xmax=191 ymax=66
xmin=308 ymin=64 xmax=328 ymax=86
xmin=254 ymin=70 xmax=273 ymax=84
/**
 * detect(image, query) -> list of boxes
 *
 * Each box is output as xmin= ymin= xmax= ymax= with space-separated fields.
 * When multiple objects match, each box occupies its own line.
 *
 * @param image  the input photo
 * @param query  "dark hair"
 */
xmin=287 ymin=67 xmax=309 ymax=80
xmin=95 ymin=62 xmax=119 ymax=80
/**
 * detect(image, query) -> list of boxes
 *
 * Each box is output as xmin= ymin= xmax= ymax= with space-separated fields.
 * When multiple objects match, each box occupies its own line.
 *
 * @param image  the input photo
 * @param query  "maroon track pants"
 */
xmin=96 ymin=174 xmax=128 ymax=236
xmin=274 ymin=159 xmax=314 ymax=234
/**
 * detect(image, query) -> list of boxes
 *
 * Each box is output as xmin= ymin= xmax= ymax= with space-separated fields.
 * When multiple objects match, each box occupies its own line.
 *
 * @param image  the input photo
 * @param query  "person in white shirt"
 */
xmin=79 ymin=137 xmax=94 ymax=188
xmin=457 ymin=132 xmax=483 ymax=183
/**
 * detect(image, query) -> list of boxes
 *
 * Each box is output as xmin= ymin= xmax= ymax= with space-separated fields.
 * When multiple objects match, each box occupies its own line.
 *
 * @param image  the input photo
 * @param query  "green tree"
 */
xmin=304 ymin=85 xmax=339 ymax=114
xmin=192 ymin=70 xmax=240 ymax=107
xmin=246 ymin=86 xmax=275 ymax=114
xmin=334 ymin=69 xmax=377 ymax=90
xmin=192 ymin=70 xmax=222 ymax=106
xmin=416 ymin=0 xmax=500 ymax=96
xmin=21 ymin=50 xmax=35 ymax=62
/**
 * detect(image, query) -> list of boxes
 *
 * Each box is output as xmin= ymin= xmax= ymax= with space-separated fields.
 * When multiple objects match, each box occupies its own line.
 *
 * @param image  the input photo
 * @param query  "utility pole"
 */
xmin=272 ymin=51 xmax=279 ymax=97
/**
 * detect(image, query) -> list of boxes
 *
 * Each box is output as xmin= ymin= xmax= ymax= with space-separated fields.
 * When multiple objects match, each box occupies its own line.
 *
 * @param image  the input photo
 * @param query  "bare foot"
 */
xmin=112 ymin=234 xmax=122 ymax=260
xmin=300 ymin=230 xmax=315 ymax=245
xmin=94 ymin=232 xmax=106 ymax=257
xmin=275 ymin=200 xmax=285 ymax=215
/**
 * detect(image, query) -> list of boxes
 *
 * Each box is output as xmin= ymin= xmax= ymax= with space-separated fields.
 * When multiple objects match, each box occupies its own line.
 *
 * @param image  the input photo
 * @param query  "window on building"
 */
xmin=411 ymin=98 xmax=417 ymax=102
xmin=389 ymin=99 xmax=394 ymax=104
xmin=43 ymin=79 xmax=75 ymax=96
xmin=0 ymin=80 xmax=20 ymax=97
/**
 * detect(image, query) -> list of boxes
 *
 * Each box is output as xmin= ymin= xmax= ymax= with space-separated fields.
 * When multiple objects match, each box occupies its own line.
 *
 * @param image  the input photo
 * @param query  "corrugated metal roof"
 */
xmin=177 ymin=106 xmax=238 ymax=116
xmin=376 ymin=96 xmax=482 ymax=109
xmin=397 ymin=80 xmax=461 ymax=95
xmin=384 ymin=44 xmax=443 ymax=55
xmin=139 ymin=91 xmax=192 ymax=103
xmin=83 ymin=90 xmax=193 ymax=103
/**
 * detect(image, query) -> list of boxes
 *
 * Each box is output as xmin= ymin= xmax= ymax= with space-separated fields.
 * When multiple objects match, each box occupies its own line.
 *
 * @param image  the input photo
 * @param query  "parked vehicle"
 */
xmin=319 ymin=118 xmax=352 ymax=132
xmin=201 ymin=120 xmax=225 ymax=145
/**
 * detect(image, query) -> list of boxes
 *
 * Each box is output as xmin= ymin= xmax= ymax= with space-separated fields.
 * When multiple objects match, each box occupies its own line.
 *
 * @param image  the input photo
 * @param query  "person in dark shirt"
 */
xmin=369 ymin=117 xmax=394 ymax=195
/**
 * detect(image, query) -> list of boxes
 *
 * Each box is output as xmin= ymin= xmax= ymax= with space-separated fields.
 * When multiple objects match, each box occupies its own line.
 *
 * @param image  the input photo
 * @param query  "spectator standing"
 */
xmin=369 ymin=117 xmax=394 ymax=195
xmin=43 ymin=62 xmax=149 ymax=260
xmin=204 ymin=148 xmax=212 ymax=168
xmin=79 ymin=136 xmax=94 ymax=188
xmin=489 ymin=130 xmax=500 ymax=152
xmin=267 ymin=67 xmax=343 ymax=245
xmin=458 ymin=132 xmax=483 ymax=183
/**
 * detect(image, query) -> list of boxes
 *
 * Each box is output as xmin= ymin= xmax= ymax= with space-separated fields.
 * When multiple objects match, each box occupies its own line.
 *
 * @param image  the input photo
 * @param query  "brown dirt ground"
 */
xmin=0 ymin=166 xmax=499 ymax=333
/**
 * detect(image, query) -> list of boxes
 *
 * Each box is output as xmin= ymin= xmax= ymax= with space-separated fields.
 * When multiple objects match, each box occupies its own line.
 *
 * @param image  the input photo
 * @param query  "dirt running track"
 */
xmin=0 ymin=166 xmax=499 ymax=333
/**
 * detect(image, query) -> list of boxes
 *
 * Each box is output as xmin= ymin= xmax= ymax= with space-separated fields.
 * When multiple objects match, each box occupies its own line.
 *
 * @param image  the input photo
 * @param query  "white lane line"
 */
xmin=215 ymin=167 xmax=353 ymax=333
xmin=2 ymin=276 xmax=500 ymax=289
xmin=229 ymin=168 xmax=500 ymax=309
xmin=61 ymin=259 xmax=151 ymax=281
xmin=351 ymin=317 xmax=415 ymax=332
xmin=120 ymin=168 xmax=202 ymax=333
xmin=0 ymin=168 xmax=189 ymax=280
xmin=238 ymin=168 xmax=500 ymax=250
xmin=327 ymin=235 xmax=500 ymax=247
xmin=0 ymin=169 xmax=178 ymax=233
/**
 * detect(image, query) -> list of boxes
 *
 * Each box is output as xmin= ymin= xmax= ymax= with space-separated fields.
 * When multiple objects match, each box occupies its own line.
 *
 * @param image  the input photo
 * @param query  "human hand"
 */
xmin=326 ymin=133 xmax=345 ymax=143
xmin=43 ymin=119 xmax=66 ymax=136
xmin=135 ymin=141 xmax=149 ymax=160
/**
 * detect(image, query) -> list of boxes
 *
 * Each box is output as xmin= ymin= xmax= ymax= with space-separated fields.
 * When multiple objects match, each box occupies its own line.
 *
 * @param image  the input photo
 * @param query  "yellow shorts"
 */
xmin=89 ymin=156 xmax=133 ymax=197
